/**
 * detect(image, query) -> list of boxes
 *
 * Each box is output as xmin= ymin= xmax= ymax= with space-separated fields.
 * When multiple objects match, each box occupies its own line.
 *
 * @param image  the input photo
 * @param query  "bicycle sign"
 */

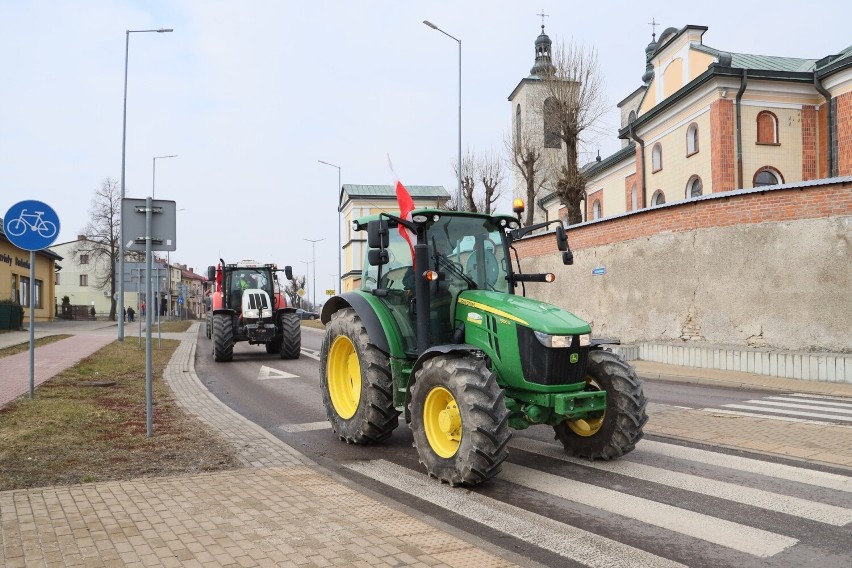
xmin=3 ymin=200 xmax=60 ymax=251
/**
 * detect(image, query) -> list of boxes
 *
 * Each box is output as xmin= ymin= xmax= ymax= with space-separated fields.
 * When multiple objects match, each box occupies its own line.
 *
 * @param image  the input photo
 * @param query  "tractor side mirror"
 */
xmin=555 ymin=226 xmax=568 ymax=251
xmin=284 ymin=265 xmax=293 ymax=280
xmin=368 ymin=249 xmax=389 ymax=266
xmin=562 ymin=251 xmax=574 ymax=265
xmin=207 ymin=266 xmax=216 ymax=281
xmin=367 ymin=220 xmax=389 ymax=249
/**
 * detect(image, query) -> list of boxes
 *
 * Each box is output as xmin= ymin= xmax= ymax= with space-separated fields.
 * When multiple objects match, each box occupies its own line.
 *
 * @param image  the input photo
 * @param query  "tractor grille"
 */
xmin=517 ymin=326 xmax=588 ymax=386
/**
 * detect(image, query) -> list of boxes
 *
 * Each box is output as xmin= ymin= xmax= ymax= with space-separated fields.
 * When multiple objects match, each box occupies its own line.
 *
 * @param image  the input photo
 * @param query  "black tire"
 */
xmin=409 ymin=355 xmax=511 ymax=486
xmin=279 ymin=313 xmax=301 ymax=359
xmin=265 ymin=338 xmax=281 ymax=354
xmin=319 ymin=308 xmax=398 ymax=443
xmin=553 ymin=350 xmax=648 ymax=459
xmin=212 ymin=313 xmax=234 ymax=362
xmin=205 ymin=314 xmax=212 ymax=339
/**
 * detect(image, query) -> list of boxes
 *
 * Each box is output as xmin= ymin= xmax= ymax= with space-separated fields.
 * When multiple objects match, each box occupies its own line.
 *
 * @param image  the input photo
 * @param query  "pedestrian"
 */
xmin=127 ymin=306 xmax=135 ymax=322
xmin=123 ymin=307 xmax=127 ymax=322
xmin=141 ymin=302 xmax=146 ymax=316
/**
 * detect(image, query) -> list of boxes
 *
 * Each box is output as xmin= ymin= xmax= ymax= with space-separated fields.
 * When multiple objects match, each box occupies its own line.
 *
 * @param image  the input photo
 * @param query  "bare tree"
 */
xmin=506 ymin=126 xmax=548 ymax=227
xmin=72 ymin=178 xmax=122 ymax=320
xmin=452 ymin=149 xmax=477 ymax=212
xmin=540 ymin=41 xmax=608 ymax=224
xmin=283 ymin=275 xmax=307 ymax=309
xmin=477 ymin=150 xmax=505 ymax=215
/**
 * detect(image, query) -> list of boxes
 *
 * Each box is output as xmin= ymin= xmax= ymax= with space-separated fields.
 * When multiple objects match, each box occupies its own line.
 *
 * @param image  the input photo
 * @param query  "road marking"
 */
xmin=722 ymin=403 xmax=852 ymax=421
xmin=701 ymin=407 xmax=844 ymax=427
xmin=301 ymin=349 xmax=320 ymax=361
xmin=639 ymin=439 xmax=852 ymax=493
xmin=760 ymin=397 xmax=852 ymax=413
xmin=788 ymin=393 xmax=852 ymax=403
xmin=346 ymin=460 xmax=686 ymax=568
xmin=257 ymin=366 xmax=298 ymax=380
xmin=500 ymin=463 xmax=797 ymax=558
xmin=277 ymin=421 xmax=329 ymax=433
xmin=510 ymin=438 xmax=852 ymax=526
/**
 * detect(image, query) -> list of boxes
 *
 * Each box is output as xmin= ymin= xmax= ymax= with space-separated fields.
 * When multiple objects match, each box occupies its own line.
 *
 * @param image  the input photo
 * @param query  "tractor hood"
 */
xmin=241 ymin=288 xmax=272 ymax=319
xmin=456 ymin=290 xmax=591 ymax=335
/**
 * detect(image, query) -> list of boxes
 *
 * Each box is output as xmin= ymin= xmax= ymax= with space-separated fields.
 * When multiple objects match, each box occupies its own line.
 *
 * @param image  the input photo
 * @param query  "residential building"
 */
xmin=339 ymin=184 xmax=450 ymax=291
xmin=0 ymin=218 xmax=62 ymax=323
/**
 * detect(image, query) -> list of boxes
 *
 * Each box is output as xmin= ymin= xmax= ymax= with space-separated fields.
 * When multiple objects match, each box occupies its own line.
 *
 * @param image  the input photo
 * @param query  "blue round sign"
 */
xmin=3 ymin=200 xmax=61 ymax=251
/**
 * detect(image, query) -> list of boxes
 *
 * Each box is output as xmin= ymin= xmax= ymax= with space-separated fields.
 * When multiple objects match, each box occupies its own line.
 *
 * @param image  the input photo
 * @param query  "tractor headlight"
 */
xmin=534 ymin=331 xmax=572 ymax=348
xmin=579 ymin=333 xmax=591 ymax=347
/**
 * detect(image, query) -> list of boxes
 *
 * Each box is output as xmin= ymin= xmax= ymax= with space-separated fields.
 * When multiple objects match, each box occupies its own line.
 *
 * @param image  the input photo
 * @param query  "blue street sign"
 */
xmin=592 ymin=267 xmax=606 ymax=276
xmin=178 ymin=296 xmax=184 ymax=305
xmin=3 ymin=200 xmax=60 ymax=251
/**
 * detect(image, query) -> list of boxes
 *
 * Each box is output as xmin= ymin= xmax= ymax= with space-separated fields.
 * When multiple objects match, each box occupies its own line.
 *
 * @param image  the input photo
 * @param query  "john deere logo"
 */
xmin=570 ymin=353 xmax=579 ymax=364
xmin=466 ymin=312 xmax=483 ymax=325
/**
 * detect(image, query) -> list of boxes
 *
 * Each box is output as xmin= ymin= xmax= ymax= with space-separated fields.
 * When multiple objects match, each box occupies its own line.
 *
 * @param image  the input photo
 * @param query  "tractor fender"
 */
xmin=321 ymin=293 xmax=390 ymax=355
xmin=404 ymin=344 xmax=481 ymax=423
xmin=212 ymin=308 xmax=235 ymax=317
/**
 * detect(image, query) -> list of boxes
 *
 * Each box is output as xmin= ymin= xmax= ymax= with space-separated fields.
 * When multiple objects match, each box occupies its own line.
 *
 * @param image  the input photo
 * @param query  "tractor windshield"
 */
xmin=428 ymin=215 xmax=509 ymax=293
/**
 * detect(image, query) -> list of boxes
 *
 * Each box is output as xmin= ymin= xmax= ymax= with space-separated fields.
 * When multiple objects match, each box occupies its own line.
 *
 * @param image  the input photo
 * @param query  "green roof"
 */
xmin=729 ymin=53 xmax=816 ymax=73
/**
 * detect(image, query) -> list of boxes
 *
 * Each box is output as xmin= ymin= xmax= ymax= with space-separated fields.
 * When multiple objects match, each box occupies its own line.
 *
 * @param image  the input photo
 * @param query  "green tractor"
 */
xmin=319 ymin=203 xmax=647 ymax=486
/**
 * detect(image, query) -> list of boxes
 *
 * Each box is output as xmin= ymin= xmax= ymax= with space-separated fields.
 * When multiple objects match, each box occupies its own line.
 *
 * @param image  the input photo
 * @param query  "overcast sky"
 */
xmin=2 ymin=1 xmax=848 ymax=301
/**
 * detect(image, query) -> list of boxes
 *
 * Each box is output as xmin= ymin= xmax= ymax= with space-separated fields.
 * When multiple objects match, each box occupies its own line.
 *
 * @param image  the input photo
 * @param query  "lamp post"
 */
xmin=119 ymin=27 xmax=173 ymax=341
xmin=318 ymin=159 xmax=341 ymax=292
xmin=152 ymin=154 xmax=177 ymax=198
xmin=423 ymin=20 xmax=462 ymax=212
xmin=303 ymin=238 xmax=325 ymax=309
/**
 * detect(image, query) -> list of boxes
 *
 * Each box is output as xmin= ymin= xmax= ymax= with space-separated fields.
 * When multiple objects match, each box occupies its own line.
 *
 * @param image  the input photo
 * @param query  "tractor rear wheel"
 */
xmin=265 ymin=338 xmax=281 ymax=354
xmin=279 ymin=313 xmax=301 ymax=359
xmin=553 ymin=350 xmax=647 ymax=459
xmin=409 ymin=355 xmax=510 ymax=486
xmin=212 ymin=313 xmax=234 ymax=362
xmin=319 ymin=308 xmax=398 ymax=443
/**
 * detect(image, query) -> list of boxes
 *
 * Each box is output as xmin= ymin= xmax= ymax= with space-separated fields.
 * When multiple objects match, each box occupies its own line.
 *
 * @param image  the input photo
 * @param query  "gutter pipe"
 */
xmin=814 ymin=71 xmax=835 ymax=176
xmin=735 ymin=68 xmax=748 ymax=189
xmin=628 ymin=124 xmax=647 ymax=207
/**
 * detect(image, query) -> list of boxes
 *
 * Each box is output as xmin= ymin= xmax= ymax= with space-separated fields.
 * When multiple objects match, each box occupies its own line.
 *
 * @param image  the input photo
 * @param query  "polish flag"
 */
xmin=388 ymin=155 xmax=416 ymax=261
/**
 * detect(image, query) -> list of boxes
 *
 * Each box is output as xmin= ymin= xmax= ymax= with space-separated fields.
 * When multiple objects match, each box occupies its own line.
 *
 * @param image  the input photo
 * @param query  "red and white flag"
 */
xmin=388 ymin=154 xmax=416 ymax=261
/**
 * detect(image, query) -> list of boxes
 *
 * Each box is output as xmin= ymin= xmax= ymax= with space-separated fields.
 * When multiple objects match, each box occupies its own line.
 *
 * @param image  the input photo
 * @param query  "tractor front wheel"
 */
xmin=409 ymin=355 xmax=510 ymax=486
xmin=553 ymin=350 xmax=647 ymax=459
xmin=279 ymin=313 xmax=301 ymax=359
xmin=212 ymin=313 xmax=234 ymax=362
xmin=319 ymin=308 xmax=398 ymax=443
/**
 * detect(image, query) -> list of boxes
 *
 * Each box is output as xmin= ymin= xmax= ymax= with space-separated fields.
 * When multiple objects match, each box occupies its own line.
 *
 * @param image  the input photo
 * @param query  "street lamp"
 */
xmin=318 ymin=159 xmax=341 ymax=292
xmin=423 ymin=20 xmax=462 ymax=211
xmin=152 ymin=154 xmax=178 ymax=198
xmin=118 ymin=27 xmax=173 ymax=342
xmin=304 ymin=238 xmax=325 ymax=309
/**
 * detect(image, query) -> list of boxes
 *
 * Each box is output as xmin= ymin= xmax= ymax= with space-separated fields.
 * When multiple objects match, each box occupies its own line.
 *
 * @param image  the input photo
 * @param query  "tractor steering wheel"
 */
xmin=465 ymin=250 xmax=499 ymax=288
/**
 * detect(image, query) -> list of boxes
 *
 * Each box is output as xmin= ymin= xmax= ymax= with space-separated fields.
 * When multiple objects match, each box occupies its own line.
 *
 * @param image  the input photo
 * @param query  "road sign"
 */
xmin=326 ymin=289 xmax=335 ymax=296
xmin=121 ymin=198 xmax=177 ymax=252
xmin=592 ymin=267 xmax=607 ymax=276
xmin=297 ymin=288 xmax=305 ymax=297
xmin=3 ymin=200 xmax=60 ymax=251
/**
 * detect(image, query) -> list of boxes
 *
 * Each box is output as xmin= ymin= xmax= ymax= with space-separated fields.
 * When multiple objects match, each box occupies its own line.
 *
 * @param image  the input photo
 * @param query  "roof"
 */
xmin=340 ymin=184 xmax=450 ymax=207
xmin=691 ymin=43 xmax=818 ymax=72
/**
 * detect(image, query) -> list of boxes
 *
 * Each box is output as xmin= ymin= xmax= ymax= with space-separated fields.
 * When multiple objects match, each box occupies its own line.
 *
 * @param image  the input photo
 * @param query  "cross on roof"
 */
xmin=649 ymin=17 xmax=659 ymax=41
xmin=537 ymin=9 xmax=549 ymax=28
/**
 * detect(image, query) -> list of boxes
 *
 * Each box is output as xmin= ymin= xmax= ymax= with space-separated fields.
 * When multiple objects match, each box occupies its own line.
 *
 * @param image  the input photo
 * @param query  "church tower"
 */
xmin=508 ymin=23 xmax=563 ymax=224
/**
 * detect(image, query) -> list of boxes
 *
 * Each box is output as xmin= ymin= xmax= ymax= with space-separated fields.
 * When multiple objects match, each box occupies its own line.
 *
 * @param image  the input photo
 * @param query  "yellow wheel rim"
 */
xmin=423 ymin=386 xmax=461 ymax=458
xmin=327 ymin=335 xmax=361 ymax=420
xmin=567 ymin=375 xmax=605 ymax=437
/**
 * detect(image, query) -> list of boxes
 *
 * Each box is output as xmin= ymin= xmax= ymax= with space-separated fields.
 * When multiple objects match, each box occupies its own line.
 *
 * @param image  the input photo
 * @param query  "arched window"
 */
xmin=686 ymin=123 xmax=699 ymax=156
xmin=756 ymin=111 xmax=779 ymax=144
xmin=753 ymin=167 xmax=784 ymax=187
xmin=628 ymin=110 xmax=637 ymax=124
xmin=651 ymin=143 xmax=663 ymax=172
xmin=592 ymin=199 xmax=602 ymax=219
xmin=686 ymin=175 xmax=703 ymax=199
xmin=543 ymin=97 xmax=561 ymax=149
xmin=630 ymin=184 xmax=638 ymax=210
xmin=515 ymin=104 xmax=522 ymax=145
xmin=651 ymin=190 xmax=666 ymax=206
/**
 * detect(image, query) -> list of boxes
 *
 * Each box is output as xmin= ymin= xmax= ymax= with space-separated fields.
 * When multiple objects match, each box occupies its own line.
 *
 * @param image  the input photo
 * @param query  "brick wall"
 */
xmin=515 ymin=180 xmax=852 ymax=258
xmin=838 ymin=91 xmax=852 ymax=176
xmin=802 ymin=105 xmax=817 ymax=180
xmin=819 ymin=104 xmax=829 ymax=178
xmin=624 ymin=173 xmax=637 ymax=211
xmin=710 ymin=99 xmax=735 ymax=192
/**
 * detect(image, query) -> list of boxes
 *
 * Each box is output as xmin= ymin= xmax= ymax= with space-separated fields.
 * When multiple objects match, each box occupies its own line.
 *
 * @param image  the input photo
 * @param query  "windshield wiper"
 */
xmin=432 ymin=238 xmax=477 ymax=290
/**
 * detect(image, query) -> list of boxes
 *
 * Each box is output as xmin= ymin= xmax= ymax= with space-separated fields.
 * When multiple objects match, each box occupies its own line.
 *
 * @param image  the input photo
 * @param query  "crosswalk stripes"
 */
xmin=702 ymin=393 xmax=852 ymax=425
xmin=509 ymin=438 xmax=852 ymax=525
xmin=346 ymin=460 xmax=687 ymax=568
xmin=341 ymin=436 xmax=852 ymax=563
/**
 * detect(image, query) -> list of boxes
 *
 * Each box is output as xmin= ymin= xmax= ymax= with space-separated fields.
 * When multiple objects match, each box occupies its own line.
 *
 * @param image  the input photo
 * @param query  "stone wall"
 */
xmin=514 ymin=178 xmax=852 ymax=353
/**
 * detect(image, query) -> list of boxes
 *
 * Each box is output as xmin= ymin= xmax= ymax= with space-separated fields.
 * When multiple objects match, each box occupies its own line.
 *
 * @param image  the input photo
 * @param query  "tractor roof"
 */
xmin=353 ymin=208 xmax=519 ymax=231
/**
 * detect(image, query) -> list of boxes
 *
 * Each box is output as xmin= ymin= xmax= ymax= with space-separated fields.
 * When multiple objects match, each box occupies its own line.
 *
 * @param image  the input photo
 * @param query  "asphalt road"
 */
xmin=194 ymin=326 xmax=852 ymax=568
